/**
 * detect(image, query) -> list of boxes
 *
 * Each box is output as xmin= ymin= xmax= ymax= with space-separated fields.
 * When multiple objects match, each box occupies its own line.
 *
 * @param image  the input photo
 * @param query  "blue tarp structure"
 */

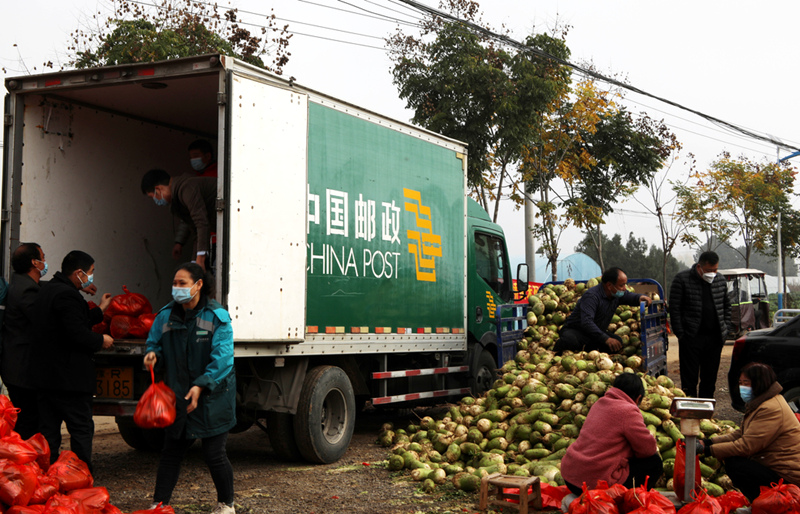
xmin=534 ymin=252 xmax=601 ymax=282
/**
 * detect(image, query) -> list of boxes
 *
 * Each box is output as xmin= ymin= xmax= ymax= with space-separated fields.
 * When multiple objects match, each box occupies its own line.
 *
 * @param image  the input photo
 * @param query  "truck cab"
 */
xmin=466 ymin=200 xmax=514 ymax=393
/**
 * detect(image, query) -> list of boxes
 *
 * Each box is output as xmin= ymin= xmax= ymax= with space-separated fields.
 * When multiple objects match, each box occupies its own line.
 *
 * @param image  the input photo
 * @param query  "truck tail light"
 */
xmin=732 ymin=335 xmax=747 ymax=363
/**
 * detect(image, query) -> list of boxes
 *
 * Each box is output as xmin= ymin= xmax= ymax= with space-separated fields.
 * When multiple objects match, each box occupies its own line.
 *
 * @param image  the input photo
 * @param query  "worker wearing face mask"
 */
xmin=2 ymin=243 xmax=49 ymax=438
xmin=669 ymin=251 xmax=732 ymax=398
xmin=188 ymin=139 xmax=218 ymax=178
xmin=554 ymin=267 xmax=652 ymax=354
xmin=31 ymin=250 xmax=114 ymax=471
xmin=141 ymin=169 xmax=217 ymax=271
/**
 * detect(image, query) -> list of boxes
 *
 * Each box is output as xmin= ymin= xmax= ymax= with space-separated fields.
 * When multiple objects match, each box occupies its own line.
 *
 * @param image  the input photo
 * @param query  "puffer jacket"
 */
xmin=146 ymin=296 xmax=236 ymax=439
xmin=668 ymin=264 xmax=731 ymax=342
xmin=561 ymin=387 xmax=658 ymax=488
xmin=710 ymin=382 xmax=800 ymax=485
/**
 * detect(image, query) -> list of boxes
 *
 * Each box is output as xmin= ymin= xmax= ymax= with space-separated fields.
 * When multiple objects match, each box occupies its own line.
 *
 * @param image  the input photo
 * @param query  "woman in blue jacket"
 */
xmin=144 ymin=262 xmax=236 ymax=514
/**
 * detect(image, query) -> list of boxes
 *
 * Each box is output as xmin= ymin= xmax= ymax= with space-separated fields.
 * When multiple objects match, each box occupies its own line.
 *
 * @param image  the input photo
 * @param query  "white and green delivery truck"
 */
xmin=2 ymin=54 xmax=525 ymax=463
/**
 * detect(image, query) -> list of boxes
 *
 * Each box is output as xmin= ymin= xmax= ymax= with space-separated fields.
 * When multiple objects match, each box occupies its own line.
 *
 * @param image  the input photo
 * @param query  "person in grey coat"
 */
xmin=669 ymin=251 xmax=732 ymax=398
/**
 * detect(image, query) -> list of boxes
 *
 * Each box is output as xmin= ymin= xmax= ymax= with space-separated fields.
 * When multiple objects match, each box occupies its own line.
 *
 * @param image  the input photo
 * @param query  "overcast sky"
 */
xmin=3 ymin=0 xmax=798 ymax=275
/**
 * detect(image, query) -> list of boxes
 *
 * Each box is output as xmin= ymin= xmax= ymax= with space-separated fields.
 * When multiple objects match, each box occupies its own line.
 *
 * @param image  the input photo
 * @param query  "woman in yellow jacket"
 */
xmin=701 ymin=362 xmax=800 ymax=500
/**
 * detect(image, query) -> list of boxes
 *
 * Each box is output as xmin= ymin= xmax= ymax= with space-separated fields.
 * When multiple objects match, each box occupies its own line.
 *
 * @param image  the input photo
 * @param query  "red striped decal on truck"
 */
xmin=371 ymin=365 xmax=469 ymax=380
xmin=372 ymin=387 xmax=472 ymax=405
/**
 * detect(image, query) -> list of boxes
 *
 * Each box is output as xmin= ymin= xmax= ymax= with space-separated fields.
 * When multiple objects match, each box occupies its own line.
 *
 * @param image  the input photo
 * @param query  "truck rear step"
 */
xmin=371 ymin=365 xmax=470 ymax=405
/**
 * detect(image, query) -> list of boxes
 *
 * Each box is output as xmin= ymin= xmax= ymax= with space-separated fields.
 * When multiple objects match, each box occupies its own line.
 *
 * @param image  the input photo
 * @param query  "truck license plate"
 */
xmin=96 ymin=367 xmax=134 ymax=399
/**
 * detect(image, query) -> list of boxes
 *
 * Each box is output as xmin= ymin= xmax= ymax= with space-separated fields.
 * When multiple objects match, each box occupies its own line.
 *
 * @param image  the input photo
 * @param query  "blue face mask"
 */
xmin=78 ymin=271 xmax=94 ymax=288
xmin=153 ymin=189 xmax=168 ymax=207
xmin=36 ymin=260 xmax=48 ymax=278
xmin=614 ymin=290 xmax=625 ymax=298
xmin=172 ymin=285 xmax=198 ymax=304
xmin=739 ymin=385 xmax=753 ymax=403
xmin=190 ymin=157 xmax=205 ymax=171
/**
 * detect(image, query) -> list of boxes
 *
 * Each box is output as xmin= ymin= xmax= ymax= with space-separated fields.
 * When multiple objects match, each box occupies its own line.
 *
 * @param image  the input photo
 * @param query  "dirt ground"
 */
xmin=84 ymin=336 xmax=740 ymax=514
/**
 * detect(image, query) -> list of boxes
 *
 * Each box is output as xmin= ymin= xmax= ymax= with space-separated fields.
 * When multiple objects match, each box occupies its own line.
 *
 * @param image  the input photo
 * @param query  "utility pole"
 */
xmin=524 ymin=193 xmax=536 ymax=283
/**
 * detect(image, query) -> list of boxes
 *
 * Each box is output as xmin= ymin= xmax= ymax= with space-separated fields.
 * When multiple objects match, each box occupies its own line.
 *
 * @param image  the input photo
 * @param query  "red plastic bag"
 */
xmin=134 ymin=368 xmax=176 ymax=429
xmin=541 ymin=483 xmax=570 ymax=508
xmin=0 ymin=395 xmax=20 ymax=437
xmin=751 ymin=479 xmax=800 ymax=514
xmin=129 ymin=503 xmax=175 ymax=514
xmin=0 ymin=433 xmax=39 ymax=464
xmin=569 ymin=483 xmax=620 ymax=514
xmin=43 ymin=493 xmax=89 ymax=514
xmin=91 ymin=322 xmax=107 ymax=335
xmin=128 ymin=313 xmax=157 ymax=339
xmin=717 ymin=490 xmax=749 ymax=514
xmin=30 ymin=476 xmax=60 ymax=505
xmin=677 ymin=489 xmax=723 ymax=514
xmin=27 ymin=434 xmax=51 ymax=472
xmin=674 ymin=439 xmax=702 ymax=502
xmin=622 ymin=477 xmax=676 ymax=513
xmin=66 ymin=487 xmax=109 ymax=512
xmin=595 ymin=480 xmax=627 ymax=509
xmin=45 ymin=452 xmax=93 ymax=493
xmin=100 ymin=505 xmax=122 ymax=514
xmin=0 ymin=461 xmax=39 ymax=506
xmin=7 ymin=506 xmax=46 ymax=514
xmin=109 ymin=315 xmax=136 ymax=339
xmin=501 ymin=482 xmax=568 ymax=508
xmin=105 ymin=286 xmax=152 ymax=320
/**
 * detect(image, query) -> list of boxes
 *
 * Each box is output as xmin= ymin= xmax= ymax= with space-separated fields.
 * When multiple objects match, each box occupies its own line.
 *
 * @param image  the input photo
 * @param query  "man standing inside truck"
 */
xmin=554 ymin=267 xmax=651 ymax=354
xmin=188 ymin=139 xmax=218 ymax=178
xmin=669 ymin=251 xmax=732 ymax=398
xmin=1 ymin=243 xmax=48 ymax=438
xmin=141 ymin=169 xmax=216 ymax=271
xmin=31 ymin=250 xmax=114 ymax=470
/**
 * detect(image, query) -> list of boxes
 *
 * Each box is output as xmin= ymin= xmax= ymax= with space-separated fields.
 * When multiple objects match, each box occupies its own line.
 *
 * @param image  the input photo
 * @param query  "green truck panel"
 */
xmin=306 ymin=103 xmax=466 ymax=331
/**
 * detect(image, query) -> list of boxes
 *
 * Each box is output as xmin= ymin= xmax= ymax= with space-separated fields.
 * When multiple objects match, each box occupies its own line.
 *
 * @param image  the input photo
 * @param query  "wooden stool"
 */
xmin=479 ymin=473 xmax=542 ymax=514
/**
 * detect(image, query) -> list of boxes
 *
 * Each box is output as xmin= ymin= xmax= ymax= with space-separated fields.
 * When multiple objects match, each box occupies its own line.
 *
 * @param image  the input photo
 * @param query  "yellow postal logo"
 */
xmin=404 ymin=188 xmax=442 ymax=282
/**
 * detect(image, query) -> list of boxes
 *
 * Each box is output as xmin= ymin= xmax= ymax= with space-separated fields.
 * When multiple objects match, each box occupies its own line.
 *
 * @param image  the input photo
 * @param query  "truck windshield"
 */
xmin=475 ymin=233 xmax=509 ymax=299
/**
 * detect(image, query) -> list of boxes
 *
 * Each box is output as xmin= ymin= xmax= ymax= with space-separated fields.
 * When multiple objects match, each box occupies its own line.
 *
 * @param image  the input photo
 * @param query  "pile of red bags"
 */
xmin=676 ymin=488 xmax=750 ymax=514
xmin=90 ymin=286 xmax=155 ymax=340
xmin=0 ymin=395 xmax=170 ymax=513
xmin=567 ymin=478 xmax=750 ymax=514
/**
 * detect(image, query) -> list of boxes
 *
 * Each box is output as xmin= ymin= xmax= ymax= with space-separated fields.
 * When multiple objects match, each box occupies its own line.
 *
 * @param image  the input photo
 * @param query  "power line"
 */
xmin=620 ymin=95 xmax=781 ymax=153
xmin=125 ymin=0 xmax=395 ymax=48
xmin=78 ymin=0 xmax=800 ymax=158
xmin=396 ymin=0 xmax=800 ymax=154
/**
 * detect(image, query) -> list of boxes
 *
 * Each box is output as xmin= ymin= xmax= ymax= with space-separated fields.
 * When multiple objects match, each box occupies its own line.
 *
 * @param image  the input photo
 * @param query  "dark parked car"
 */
xmin=728 ymin=313 xmax=800 ymax=412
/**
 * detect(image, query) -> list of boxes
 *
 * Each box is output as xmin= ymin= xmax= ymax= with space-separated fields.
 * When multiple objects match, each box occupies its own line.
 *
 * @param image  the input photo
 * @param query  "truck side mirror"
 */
xmin=516 ymin=263 xmax=529 ymax=296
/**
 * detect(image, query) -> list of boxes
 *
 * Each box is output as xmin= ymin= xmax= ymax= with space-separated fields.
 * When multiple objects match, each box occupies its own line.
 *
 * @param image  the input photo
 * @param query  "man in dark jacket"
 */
xmin=669 ymin=251 xmax=732 ymax=398
xmin=141 ymin=169 xmax=216 ymax=270
xmin=32 ymin=250 xmax=113 ymax=470
xmin=555 ymin=267 xmax=651 ymax=354
xmin=1 ymin=243 xmax=48 ymax=438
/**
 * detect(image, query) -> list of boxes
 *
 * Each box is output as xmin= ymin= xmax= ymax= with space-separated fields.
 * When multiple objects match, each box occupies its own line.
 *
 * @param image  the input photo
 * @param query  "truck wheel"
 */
xmin=470 ymin=349 xmax=497 ymax=396
xmin=115 ymin=417 xmax=165 ymax=452
xmin=293 ymin=365 xmax=356 ymax=464
xmin=266 ymin=411 xmax=303 ymax=461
